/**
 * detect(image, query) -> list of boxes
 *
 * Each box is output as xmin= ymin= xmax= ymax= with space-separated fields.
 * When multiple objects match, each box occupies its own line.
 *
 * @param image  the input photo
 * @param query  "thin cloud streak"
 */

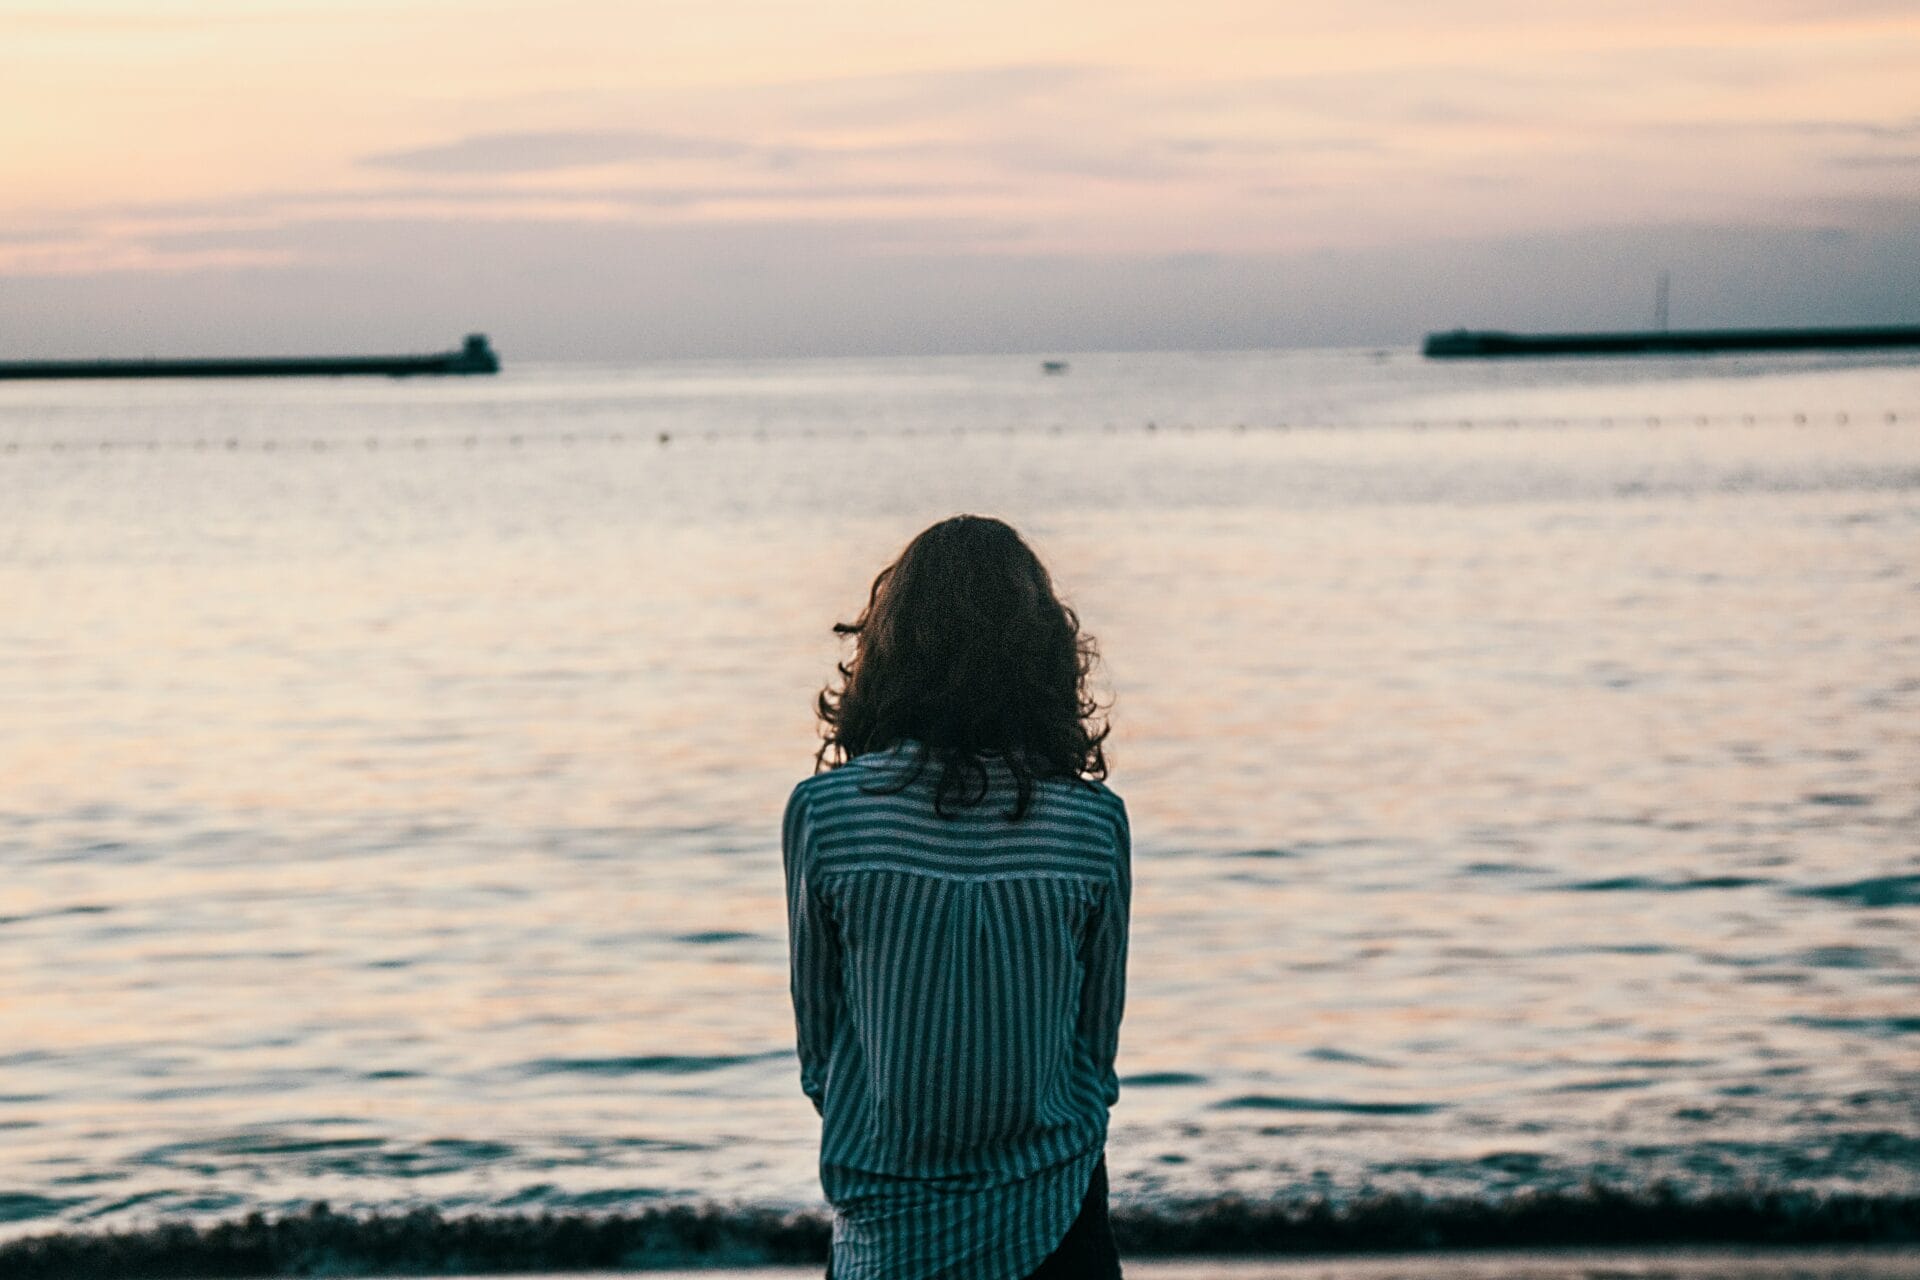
xmin=361 ymin=130 xmax=762 ymax=175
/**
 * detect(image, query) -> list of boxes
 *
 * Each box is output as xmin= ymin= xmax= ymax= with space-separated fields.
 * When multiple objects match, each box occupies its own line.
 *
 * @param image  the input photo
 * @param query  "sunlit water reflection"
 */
xmin=1 ymin=348 xmax=1916 ymax=1238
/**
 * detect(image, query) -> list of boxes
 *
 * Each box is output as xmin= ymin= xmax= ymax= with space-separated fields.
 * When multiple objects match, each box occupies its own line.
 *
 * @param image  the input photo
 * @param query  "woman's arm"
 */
xmin=1078 ymin=795 xmax=1132 ymax=1109
xmin=782 ymin=783 xmax=842 ymax=1114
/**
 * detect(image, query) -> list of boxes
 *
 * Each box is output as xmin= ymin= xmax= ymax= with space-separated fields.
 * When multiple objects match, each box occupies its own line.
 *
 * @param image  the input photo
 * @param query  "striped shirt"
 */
xmin=783 ymin=741 xmax=1131 ymax=1280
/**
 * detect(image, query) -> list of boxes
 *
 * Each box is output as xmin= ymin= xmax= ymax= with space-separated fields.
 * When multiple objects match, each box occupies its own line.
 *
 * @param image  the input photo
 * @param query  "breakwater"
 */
xmin=0 ymin=334 xmax=498 ymax=380
xmin=1424 ymin=325 xmax=1920 ymax=358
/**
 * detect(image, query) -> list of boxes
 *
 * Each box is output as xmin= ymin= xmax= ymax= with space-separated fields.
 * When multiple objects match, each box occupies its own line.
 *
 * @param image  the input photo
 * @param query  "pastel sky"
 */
xmin=3 ymin=0 xmax=1917 ymax=358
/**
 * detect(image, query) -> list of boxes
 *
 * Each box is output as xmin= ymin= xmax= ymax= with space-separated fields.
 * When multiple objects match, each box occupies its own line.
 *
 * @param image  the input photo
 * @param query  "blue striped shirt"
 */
xmin=783 ymin=742 xmax=1130 ymax=1280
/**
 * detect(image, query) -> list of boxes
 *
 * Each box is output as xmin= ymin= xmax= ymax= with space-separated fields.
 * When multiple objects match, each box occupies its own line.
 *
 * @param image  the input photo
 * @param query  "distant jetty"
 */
xmin=1423 ymin=325 xmax=1920 ymax=359
xmin=0 ymin=333 xmax=500 ymax=381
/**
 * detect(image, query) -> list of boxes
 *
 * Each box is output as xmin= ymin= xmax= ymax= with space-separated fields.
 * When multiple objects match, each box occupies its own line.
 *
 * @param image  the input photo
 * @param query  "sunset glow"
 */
xmin=4 ymin=1 xmax=1917 ymax=354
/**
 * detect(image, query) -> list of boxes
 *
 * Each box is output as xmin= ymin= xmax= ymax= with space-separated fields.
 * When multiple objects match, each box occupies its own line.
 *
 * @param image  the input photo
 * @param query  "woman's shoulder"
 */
xmin=1070 ymin=774 xmax=1125 ymax=806
xmin=786 ymin=751 xmax=909 ymax=807
xmin=1041 ymin=772 xmax=1126 ymax=816
xmin=786 ymin=766 xmax=853 ymax=806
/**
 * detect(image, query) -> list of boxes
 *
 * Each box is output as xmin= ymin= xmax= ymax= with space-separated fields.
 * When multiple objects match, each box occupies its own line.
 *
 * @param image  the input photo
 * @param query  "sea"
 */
xmin=1 ymin=347 xmax=1916 ymax=1259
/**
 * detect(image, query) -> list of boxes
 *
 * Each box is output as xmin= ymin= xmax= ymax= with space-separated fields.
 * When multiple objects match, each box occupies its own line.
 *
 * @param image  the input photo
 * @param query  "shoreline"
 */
xmin=443 ymin=1254 xmax=1920 ymax=1280
xmin=5 ymin=1248 xmax=1920 ymax=1280
xmin=5 ymin=1190 xmax=1917 ymax=1280
xmin=625 ymin=1252 xmax=1920 ymax=1279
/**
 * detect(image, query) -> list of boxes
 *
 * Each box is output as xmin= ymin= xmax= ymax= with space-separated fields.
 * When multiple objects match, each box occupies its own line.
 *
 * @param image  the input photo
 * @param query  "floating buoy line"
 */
xmin=0 ymin=408 xmax=1910 ymax=456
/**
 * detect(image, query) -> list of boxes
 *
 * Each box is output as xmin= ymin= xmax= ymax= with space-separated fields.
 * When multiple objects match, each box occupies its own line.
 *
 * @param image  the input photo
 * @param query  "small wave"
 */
xmin=1214 ymin=1094 xmax=1441 ymax=1115
xmin=1561 ymin=875 xmax=1773 ymax=893
xmin=520 ymin=1050 xmax=790 ymax=1076
xmin=133 ymin=1133 xmax=525 ymax=1182
xmin=141 ymin=1135 xmax=386 ymax=1159
xmin=0 ymin=904 xmax=111 ymax=929
xmin=6 ymin=1189 xmax=1919 ymax=1277
xmin=1119 ymin=1071 xmax=1208 ymax=1087
xmin=1551 ymin=1077 xmax=1658 ymax=1093
xmin=1792 ymin=875 xmax=1920 ymax=908
xmin=1797 ymin=945 xmax=1902 ymax=970
xmin=1788 ymin=1016 xmax=1920 ymax=1037
xmin=1610 ymin=1057 xmax=1713 ymax=1069
xmin=494 ymin=1185 xmax=672 ymax=1210
xmin=1303 ymin=1047 xmax=1395 ymax=1067
xmin=0 ymin=1196 xmax=79 ymax=1227
xmin=1537 ymin=942 xmax=1673 ymax=957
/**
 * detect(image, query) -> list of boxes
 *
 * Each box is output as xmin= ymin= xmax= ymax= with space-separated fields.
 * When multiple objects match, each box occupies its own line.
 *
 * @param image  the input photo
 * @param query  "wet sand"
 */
xmin=444 ymin=1248 xmax=1919 ymax=1280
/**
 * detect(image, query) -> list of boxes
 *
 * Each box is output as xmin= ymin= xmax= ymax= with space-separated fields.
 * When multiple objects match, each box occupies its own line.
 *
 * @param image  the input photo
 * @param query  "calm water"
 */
xmin=2 ymin=348 xmax=1917 ymax=1241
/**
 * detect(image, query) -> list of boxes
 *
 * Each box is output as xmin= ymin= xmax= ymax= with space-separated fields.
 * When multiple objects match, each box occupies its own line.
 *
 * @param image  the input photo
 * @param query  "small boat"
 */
xmin=1041 ymin=360 xmax=1070 ymax=375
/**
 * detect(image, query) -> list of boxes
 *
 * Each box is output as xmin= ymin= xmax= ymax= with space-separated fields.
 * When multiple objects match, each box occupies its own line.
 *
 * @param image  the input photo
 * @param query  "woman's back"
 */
xmin=789 ymin=745 xmax=1128 ymax=1179
xmin=786 ymin=515 xmax=1128 ymax=1280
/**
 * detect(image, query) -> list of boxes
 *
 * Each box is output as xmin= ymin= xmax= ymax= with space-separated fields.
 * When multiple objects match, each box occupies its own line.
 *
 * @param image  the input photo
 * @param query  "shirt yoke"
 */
xmin=793 ymin=758 xmax=1126 ymax=885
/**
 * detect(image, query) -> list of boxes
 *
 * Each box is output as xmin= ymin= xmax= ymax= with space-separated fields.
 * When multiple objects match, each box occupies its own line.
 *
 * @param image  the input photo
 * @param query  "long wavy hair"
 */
xmin=814 ymin=515 xmax=1110 ymax=820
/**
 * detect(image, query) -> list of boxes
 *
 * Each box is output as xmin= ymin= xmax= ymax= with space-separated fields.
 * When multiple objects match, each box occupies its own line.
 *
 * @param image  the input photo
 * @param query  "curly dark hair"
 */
xmin=814 ymin=514 xmax=1110 ymax=820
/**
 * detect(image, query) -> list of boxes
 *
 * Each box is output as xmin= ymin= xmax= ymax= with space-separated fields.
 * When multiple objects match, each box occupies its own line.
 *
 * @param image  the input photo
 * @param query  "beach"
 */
xmin=526 ymin=1256 xmax=1920 ymax=1280
xmin=1133 ymin=1255 xmax=1920 ymax=1280
xmin=12 ymin=1251 xmax=1919 ymax=1280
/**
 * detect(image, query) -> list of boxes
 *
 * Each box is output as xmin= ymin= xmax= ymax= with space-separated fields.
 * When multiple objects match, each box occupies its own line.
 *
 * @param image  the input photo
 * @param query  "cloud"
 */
xmin=1 ymin=9 xmax=262 ymax=33
xmin=0 ymin=225 xmax=72 ymax=245
xmin=129 ymin=211 xmax=1031 ymax=260
xmin=359 ymin=130 xmax=760 ymax=174
xmin=110 ymin=178 xmax=1007 ymax=218
xmin=1828 ymin=153 xmax=1920 ymax=168
xmin=0 ymin=240 xmax=295 ymax=277
xmin=1772 ymin=115 xmax=1920 ymax=140
xmin=732 ymin=63 xmax=1104 ymax=129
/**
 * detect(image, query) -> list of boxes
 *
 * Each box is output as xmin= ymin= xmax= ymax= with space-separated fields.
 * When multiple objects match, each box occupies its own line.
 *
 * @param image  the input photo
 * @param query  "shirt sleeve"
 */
xmin=782 ymin=782 xmax=842 ymax=1115
xmin=1077 ymin=794 xmax=1131 ymax=1109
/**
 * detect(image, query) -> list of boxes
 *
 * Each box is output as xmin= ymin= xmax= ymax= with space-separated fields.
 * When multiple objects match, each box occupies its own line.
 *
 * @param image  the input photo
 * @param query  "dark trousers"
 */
xmin=1023 ymin=1155 xmax=1122 ymax=1279
xmin=824 ymin=1155 xmax=1122 ymax=1279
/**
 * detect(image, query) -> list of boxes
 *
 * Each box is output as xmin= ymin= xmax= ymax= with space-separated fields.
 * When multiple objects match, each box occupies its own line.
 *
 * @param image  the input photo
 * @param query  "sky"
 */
xmin=2 ymin=0 xmax=1917 ymax=359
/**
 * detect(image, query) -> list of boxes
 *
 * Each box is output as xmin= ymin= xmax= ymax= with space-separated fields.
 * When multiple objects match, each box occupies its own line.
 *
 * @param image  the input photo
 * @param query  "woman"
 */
xmin=784 ymin=515 xmax=1130 ymax=1280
